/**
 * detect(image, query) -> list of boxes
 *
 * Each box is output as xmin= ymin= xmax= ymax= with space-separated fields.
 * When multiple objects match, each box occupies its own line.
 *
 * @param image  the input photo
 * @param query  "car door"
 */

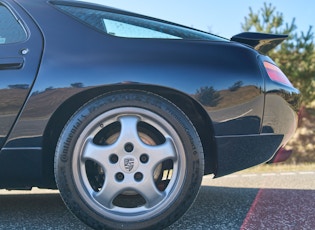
xmin=0 ymin=1 xmax=42 ymax=147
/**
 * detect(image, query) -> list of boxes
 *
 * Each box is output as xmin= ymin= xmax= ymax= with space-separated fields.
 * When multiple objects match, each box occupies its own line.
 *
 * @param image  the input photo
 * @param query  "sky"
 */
xmin=81 ymin=0 xmax=314 ymax=39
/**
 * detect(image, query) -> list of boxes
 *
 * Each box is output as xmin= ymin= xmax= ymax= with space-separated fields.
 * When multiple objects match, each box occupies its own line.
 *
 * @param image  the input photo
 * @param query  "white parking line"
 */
xmin=262 ymin=173 xmax=277 ymax=177
xmin=225 ymin=171 xmax=315 ymax=178
xmin=280 ymin=172 xmax=296 ymax=176
xmin=299 ymin=171 xmax=315 ymax=175
xmin=242 ymin=174 xmax=258 ymax=177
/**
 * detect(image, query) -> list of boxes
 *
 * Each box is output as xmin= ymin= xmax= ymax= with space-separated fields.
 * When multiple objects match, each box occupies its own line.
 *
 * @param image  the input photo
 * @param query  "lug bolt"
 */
xmin=115 ymin=172 xmax=124 ymax=182
xmin=134 ymin=172 xmax=143 ymax=182
xmin=140 ymin=154 xmax=149 ymax=164
xmin=124 ymin=143 xmax=134 ymax=153
xmin=109 ymin=154 xmax=119 ymax=164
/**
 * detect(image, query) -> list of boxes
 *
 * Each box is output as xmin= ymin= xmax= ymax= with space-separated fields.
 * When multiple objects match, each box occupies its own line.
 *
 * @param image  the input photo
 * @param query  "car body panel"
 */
xmin=0 ymin=0 xmax=300 ymax=188
xmin=0 ymin=1 xmax=43 ymax=148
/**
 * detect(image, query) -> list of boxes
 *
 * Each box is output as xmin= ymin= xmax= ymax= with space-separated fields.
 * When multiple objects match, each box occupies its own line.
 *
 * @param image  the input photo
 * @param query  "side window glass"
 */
xmin=103 ymin=18 xmax=179 ymax=39
xmin=0 ymin=3 xmax=27 ymax=44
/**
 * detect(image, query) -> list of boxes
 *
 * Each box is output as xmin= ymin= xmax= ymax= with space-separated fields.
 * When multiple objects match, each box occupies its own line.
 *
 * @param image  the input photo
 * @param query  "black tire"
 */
xmin=54 ymin=90 xmax=204 ymax=230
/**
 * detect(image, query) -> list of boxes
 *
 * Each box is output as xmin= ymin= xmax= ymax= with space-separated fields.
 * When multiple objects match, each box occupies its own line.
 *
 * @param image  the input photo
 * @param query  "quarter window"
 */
xmin=0 ymin=3 xmax=26 ymax=44
xmin=54 ymin=4 xmax=226 ymax=41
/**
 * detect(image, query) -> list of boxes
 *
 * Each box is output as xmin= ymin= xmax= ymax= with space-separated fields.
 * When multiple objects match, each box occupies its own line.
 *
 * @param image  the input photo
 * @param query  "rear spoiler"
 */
xmin=231 ymin=32 xmax=288 ymax=54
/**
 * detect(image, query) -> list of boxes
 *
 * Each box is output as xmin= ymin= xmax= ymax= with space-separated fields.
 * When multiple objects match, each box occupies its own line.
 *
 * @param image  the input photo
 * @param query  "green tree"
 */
xmin=242 ymin=3 xmax=315 ymax=106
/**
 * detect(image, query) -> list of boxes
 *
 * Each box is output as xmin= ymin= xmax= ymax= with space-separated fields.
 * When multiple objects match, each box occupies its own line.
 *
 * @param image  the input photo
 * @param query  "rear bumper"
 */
xmin=262 ymin=91 xmax=300 ymax=148
xmin=214 ymin=86 xmax=300 ymax=177
xmin=214 ymin=133 xmax=283 ymax=177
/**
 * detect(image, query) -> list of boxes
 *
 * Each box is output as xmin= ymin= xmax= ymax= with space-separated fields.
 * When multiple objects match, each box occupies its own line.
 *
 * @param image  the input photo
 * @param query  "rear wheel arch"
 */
xmin=42 ymin=84 xmax=216 ymax=186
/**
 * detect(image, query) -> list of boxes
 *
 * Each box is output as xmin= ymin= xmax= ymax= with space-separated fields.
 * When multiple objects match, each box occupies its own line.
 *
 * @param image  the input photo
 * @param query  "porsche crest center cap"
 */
xmin=120 ymin=156 xmax=139 ymax=173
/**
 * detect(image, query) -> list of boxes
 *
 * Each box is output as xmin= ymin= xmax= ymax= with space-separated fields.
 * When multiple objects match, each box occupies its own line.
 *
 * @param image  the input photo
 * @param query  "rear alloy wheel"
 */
xmin=55 ymin=91 xmax=204 ymax=230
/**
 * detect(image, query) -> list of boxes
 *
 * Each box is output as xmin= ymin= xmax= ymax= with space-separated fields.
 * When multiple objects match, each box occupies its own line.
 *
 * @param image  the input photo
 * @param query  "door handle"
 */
xmin=0 ymin=57 xmax=24 ymax=70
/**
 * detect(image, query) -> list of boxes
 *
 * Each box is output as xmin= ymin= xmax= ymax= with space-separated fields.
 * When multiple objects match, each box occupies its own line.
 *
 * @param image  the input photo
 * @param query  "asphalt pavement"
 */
xmin=0 ymin=171 xmax=314 ymax=229
xmin=169 ymin=171 xmax=315 ymax=229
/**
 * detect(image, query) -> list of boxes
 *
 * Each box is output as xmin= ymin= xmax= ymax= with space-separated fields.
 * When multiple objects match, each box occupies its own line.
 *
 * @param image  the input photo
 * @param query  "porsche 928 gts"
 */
xmin=0 ymin=0 xmax=300 ymax=229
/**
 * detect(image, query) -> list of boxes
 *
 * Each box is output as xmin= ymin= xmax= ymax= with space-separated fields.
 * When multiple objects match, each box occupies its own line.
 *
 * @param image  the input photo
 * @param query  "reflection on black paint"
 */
xmin=71 ymin=82 xmax=84 ymax=88
xmin=215 ymin=116 xmax=261 ymax=136
xmin=0 ymin=87 xmax=29 ymax=145
xmin=8 ymin=84 xmax=29 ymax=89
xmin=195 ymin=86 xmax=221 ymax=107
xmin=228 ymin=81 xmax=243 ymax=92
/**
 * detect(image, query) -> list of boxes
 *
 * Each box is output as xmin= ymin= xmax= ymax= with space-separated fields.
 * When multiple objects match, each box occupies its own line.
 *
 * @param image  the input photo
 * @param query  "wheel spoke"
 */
xmin=117 ymin=116 xmax=142 ymax=145
xmin=137 ymin=177 xmax=165 ymax=208
xmin=145 ymin=137 xmax=177 ymax=167
xmin=82 ymin=138 xmax=114 ymax=168
xmin=93 ymin=176 xmax=124 ymax=209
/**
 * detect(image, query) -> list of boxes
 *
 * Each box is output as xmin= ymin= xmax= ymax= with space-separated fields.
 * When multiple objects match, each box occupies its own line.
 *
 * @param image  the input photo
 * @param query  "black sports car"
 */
xmin=0 ymin=0 xmax=300 ymax=229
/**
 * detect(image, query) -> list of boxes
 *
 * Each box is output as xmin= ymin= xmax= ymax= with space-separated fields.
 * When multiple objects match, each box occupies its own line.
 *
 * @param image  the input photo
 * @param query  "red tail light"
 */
xmin=263 ymin=62 xmax=292 ymax=86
